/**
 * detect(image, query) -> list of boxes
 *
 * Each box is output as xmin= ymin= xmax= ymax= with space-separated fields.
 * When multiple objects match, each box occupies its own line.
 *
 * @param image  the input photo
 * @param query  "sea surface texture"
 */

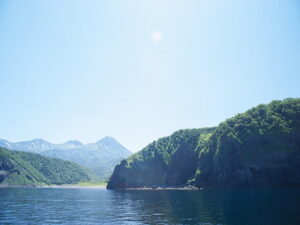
xmin=0 ymin=188 xmax=300 ymax=225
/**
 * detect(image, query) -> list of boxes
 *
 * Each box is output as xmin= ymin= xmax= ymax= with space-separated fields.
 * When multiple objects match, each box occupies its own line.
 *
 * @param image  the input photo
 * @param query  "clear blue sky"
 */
xmin=0 ymin=0 xmax=299 ymax=152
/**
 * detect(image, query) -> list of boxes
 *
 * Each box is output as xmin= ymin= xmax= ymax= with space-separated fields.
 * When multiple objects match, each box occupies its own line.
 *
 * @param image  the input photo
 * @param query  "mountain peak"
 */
xmin=97 ymin=136 xmax=117 ymax=144
xmin=96 ymin=136 xmax=131 ymax=154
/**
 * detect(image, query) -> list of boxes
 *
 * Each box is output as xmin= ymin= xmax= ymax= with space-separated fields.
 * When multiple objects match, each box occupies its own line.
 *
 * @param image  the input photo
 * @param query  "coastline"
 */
xmin=110 ymin=186 xmax=200 ymax=191
xmin=0 ymin=184 xmax=107 ymax=189
xmin=37 ymin=184 xmax=107 ymax=189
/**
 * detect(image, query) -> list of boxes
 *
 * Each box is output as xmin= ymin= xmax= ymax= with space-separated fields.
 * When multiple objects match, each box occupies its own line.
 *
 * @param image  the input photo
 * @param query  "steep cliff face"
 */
xmin=195 ymin=98 xmax=300 ymax=188
xmin=107 ymin=128 xmax=215 ymax=189
xmin=108 ymin=98 xmax=300 ymax=189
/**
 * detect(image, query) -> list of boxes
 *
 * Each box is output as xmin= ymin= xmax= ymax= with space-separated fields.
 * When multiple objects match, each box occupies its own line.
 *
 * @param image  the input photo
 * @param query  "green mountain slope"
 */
xmin=0 ymin=147 xmax=96 ymax=186
xmin=195 ymin=98 xmax=300 ymax=188
xmin=107 ymin=128 xmax=215 ymax=189
xmin=107 ymin=98 xmax=300 ymax=189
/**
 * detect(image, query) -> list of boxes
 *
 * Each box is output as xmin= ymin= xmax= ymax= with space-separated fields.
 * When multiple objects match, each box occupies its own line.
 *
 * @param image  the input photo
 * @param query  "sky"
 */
xmin=0 ymin=0 xmax=299 ymax=152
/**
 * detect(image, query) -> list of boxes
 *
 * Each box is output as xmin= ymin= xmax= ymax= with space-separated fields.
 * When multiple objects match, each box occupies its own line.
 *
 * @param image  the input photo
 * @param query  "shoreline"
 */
xmin=0 ymin=185 xmax=196 ymax=190
xmin=37 ymin=184 xmax=107 ymax=189
xmin=0 ymin=184 xmax=107 ymax=189
xmin=111 ymin=186 xmax=200 ymax=191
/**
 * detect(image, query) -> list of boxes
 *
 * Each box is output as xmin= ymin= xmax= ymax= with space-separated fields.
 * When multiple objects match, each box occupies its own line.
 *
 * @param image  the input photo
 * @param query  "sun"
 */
xmin=151 ymin=31 xmax=163 ymax=43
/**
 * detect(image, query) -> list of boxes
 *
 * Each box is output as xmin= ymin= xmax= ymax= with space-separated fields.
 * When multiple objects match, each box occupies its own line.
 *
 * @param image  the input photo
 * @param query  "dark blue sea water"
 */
xmin=0 ymin=188 xmax=299 ymax=225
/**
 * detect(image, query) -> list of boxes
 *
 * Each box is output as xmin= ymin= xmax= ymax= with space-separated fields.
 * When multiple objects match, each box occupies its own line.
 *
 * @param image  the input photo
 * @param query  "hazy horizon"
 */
xmin=1 ymin=0 xmax=299 ymax=152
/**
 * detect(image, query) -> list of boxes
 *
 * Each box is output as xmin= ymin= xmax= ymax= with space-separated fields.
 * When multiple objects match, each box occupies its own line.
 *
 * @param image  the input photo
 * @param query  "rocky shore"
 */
xmin=117 ymin=185 xmax=199 ymax=191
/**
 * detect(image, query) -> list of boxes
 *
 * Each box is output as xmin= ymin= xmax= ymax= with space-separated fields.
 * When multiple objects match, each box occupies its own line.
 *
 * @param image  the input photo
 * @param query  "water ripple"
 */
xmin=0 ymin=188 xmax=300 ymax=225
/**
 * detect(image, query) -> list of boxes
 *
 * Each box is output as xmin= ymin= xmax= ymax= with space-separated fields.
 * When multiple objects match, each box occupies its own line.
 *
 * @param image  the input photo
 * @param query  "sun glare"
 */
xmin=151 ymin=31 xmax=163 ymax=43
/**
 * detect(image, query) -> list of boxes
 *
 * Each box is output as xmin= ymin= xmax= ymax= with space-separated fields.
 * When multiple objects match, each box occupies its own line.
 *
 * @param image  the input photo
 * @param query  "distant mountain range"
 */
xmin=0 ymin=137 xmax=131 ymax=180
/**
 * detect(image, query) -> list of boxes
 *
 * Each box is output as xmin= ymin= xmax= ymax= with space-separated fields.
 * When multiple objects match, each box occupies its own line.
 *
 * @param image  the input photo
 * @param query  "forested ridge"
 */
xmin=0 ymin=147 xmax=96 ymax=186
xmin=108 ymin=98 xmax=300 ymax=189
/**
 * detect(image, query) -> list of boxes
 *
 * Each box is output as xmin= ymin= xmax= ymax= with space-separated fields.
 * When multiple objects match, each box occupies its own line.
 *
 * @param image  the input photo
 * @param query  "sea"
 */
xmin=0 ymin=188 xmax=299 ymax=225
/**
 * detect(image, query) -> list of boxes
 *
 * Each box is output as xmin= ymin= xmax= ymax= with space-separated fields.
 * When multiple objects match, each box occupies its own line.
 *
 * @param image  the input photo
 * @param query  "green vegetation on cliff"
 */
xmin=195 ymin=98 xmax=300 ymax=188
xmin=0 ymin=147 xmax=96 ymax=186
xmin=108 ymin=98 xmax=300 ymax=189
xmin=107 ymin=128 xmax=215 ymax=189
